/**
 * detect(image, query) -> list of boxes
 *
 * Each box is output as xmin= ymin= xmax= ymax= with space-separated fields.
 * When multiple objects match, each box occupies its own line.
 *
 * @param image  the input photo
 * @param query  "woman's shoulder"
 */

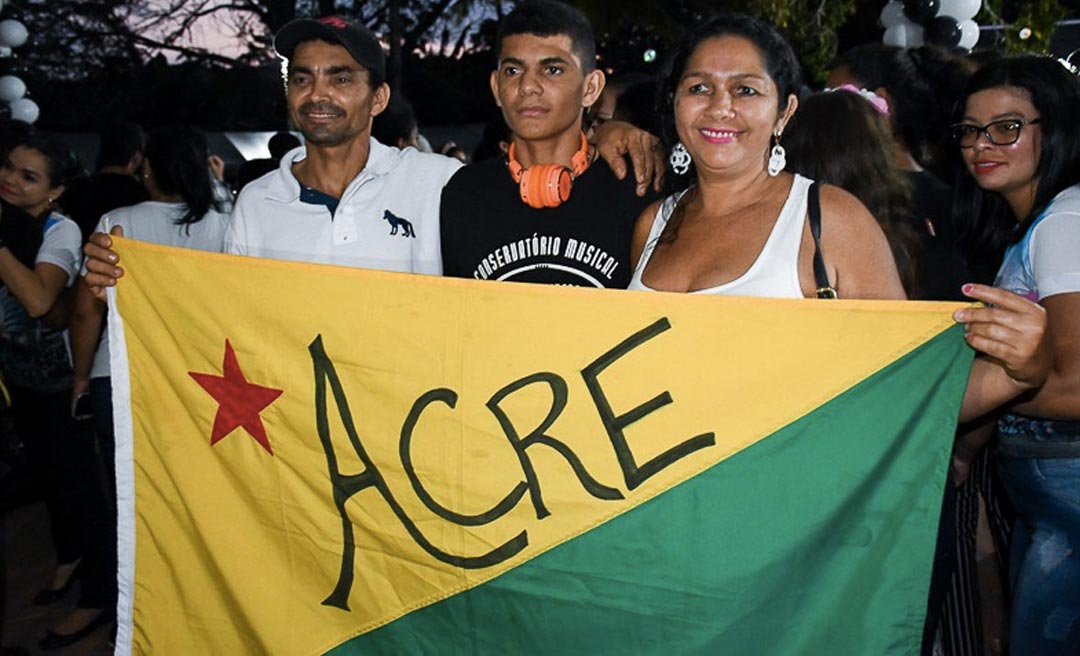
xmin=634 ymin=190 xmax=689 ymax=233
xmin=44 ymin=209 xmax=76 ymax=227
xmin=97 ymin=199 xmax=170 ymax=225
xmin=42 ymin=211 xmax=80 ymax=239
xmin=1044 ymin=184 xmax=1080 ymax=217
xmin=37 ymin=212 xmax=81 ymax=270
xmin=1026 ymin=184 xmax=1080 ymax=242
xmin=1028 ymin=185 xmax=1080 ymax=248
xmin=810 ymin=181 xmax=878 ymax=232
xmin=630 ymin=194 xmax=680 ymax=267
xmin=813 ymin=182 xmax=892 ymax=253
xmin=632 ymin=197 xmax=665 ymax=241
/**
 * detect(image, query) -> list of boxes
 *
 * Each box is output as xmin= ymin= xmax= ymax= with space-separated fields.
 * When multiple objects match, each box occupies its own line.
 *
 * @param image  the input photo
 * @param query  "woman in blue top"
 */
xmin=951 ymin=55 xmax=1080 ymax=654
xmin=0 ymin=134 xmax=113 ymax=646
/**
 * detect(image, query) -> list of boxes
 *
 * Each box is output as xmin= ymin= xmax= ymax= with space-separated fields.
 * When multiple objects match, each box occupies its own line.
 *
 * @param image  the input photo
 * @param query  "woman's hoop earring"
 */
xmin=767 ymin=133 xmax=786 ymax=177
xmin=669 ymin=142 xmax=691 ymax=175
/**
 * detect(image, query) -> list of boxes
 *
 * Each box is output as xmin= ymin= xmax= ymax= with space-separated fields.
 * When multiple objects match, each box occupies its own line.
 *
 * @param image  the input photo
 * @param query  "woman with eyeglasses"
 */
xmin=951 ymin=55 xmax=1080 ymax=655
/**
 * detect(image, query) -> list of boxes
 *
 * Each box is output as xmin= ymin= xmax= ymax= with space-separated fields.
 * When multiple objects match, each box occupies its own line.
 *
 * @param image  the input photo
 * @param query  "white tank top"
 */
xmin=627 ymin=174 xmax=812 ymax=298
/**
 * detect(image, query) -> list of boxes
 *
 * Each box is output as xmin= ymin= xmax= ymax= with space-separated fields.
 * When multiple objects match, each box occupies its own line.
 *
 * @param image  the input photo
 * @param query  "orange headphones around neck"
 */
xmin=507 ymin=132 xmax=590 ymax=209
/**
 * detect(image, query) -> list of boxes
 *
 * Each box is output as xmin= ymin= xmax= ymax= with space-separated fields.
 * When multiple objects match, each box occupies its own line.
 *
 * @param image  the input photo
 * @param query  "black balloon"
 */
xmin=925 ymin=16 xmax=962 ymax=47
xmin=903 ymin=0 xmax=940 ymax=25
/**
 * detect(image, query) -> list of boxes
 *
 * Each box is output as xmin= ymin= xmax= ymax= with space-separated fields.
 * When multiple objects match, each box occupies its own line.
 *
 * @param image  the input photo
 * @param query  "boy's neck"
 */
xmin=510 ymin=126 xmax=587 ymax=170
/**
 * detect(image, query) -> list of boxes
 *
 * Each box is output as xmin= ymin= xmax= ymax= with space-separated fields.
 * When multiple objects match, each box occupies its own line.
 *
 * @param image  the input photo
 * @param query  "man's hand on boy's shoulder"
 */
xmin=593 ymin=120 xmax=664 ymax=197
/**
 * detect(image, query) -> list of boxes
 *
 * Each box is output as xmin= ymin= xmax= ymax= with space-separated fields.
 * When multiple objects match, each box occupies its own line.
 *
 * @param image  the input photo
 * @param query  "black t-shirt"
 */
xmin=904 ymin=171 xmax=971 ymax=300
xmin=440 ymin=157 xmax=652 ymax=289
xmin=59 ymin=172 xmax=149 ymax=242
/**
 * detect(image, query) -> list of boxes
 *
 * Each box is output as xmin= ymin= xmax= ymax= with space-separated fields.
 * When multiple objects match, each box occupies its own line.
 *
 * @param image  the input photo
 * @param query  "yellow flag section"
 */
xmin=107 ymin=237 xmax=968 ymax=655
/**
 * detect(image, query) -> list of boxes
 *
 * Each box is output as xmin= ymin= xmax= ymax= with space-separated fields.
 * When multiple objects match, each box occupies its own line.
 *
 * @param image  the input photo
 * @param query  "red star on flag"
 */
xmin=189 ymin=340 xmax=283 ymax=455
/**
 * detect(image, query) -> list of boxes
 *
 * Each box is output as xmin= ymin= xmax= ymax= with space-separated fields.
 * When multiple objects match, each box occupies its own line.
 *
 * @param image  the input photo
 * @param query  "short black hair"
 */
xmin=371 ymin=93 xmax=418 ymax=148
xmin=96 ymin=122 xmax=145 ymax=170
xmin=612 ymin=79 xmax=658 ymax=134
xmin=496 ymin=0 xmax=596 ymax=72
xmin=267 ymin=131 xmax=301 ymax=159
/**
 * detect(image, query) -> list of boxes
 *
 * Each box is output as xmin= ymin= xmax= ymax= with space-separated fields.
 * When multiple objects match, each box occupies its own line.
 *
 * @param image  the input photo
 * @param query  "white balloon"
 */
xmin=958 ymin=20 xmax=980 ymax=49
xmin=883 ymin=24 xmax=905 ymax=46
xmin=9 ymin=97 xmax=38 ymax=124
xmin=0 ymin=19 xmax=27 ymax=49
xmin=939 ymin=0 xmax=981 ymax=22
xmin=880 ymin=1 xmax=906 ymax=29
xmin=0 ymin=47 xmax=11 ymax=58
xmin=0 ymin=75 xmax=24 ymax=102
xmin=883 ymin=22 xmax=924 ymax=47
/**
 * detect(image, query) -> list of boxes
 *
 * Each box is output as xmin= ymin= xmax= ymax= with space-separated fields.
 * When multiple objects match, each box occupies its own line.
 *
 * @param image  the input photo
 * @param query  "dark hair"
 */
xmin=0 ymin=119 xmax=34 ymax=160
xmin=96 ymin=122 xmax=145 ymax=170
xmin=371 ymin=93 xmax=418 ymax=148
xmin=267 ymin=131 xmax=300 ymax=159
xmin=587 ymin=72 xmax=653 ymax=130
xmin=955 ymin=55 xmax=1080 ymax=260
xmin=832 ymin=45 xmax=968 ymax=179
xmin=613 ymin=78 xmax=659 ymax=134
xmin=658 ymin=14 xmax=802 ymax=190
xmin=784 ymin=91 xmax=922 ymax=297
xmin=472 ymin=114 xmax=512 ymax=162
xmin=496 ymin=0 xmax=596 ymax=73
xmin=8 ymin=133 xmax=80 ymax=190
xmin=144 ymin=125 xmax=220 ymax=227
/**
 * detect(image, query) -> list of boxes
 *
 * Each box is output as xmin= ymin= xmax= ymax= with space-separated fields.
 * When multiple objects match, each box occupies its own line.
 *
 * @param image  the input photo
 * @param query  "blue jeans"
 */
xmin=999 ymin=455 xmax=1080 ymax=655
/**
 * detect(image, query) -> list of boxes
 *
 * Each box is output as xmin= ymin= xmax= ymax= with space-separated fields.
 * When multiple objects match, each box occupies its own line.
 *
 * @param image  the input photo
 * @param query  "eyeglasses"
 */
xmin=951 ymin=117 xmax=1042 ymax=148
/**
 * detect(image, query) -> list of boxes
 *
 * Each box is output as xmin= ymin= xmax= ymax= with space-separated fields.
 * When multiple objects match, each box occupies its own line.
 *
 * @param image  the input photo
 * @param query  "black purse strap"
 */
xmin=807 ymin=182 xmax=837 ymax=299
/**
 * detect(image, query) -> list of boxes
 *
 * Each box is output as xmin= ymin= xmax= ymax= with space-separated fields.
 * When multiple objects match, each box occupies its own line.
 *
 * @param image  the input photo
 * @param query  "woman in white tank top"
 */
xmin=629 ymin=175 xmax=812 ymax=298
xmin=635 ymin=15 xmax=1049 ymax=426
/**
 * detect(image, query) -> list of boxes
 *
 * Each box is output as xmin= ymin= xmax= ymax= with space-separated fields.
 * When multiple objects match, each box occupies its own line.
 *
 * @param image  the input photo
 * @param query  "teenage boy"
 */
xmin=440 ymin=0 xmax=654 ymax=288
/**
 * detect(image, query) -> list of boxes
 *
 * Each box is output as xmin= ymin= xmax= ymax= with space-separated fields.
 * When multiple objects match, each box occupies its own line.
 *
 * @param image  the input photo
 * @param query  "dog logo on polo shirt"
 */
xmin=382 ymin=210 xmax=415 ymax=238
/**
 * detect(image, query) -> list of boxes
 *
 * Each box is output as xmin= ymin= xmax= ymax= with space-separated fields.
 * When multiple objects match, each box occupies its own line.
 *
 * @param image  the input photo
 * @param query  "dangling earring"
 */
xmin=767 ymin=132 xmax=786 ymax=177
xmin=669 ymin=142 xmax=691 ymax=175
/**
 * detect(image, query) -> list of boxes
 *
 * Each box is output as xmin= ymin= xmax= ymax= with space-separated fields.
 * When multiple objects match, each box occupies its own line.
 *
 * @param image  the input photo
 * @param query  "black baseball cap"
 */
xmin=274 ymin=16 xmax=386 ymax=86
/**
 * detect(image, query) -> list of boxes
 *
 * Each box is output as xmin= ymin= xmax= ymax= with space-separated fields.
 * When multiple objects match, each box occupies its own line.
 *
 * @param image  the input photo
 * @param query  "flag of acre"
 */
xmin=108 ymin=237 xmax=973 ymax=655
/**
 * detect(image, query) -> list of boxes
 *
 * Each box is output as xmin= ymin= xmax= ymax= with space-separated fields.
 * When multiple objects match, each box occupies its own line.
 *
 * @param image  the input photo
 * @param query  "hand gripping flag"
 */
xmin=107 ymin=238 xmax=973 ymax=655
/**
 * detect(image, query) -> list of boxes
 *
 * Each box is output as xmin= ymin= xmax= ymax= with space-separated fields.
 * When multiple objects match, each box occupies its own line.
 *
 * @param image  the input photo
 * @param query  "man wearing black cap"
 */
xmin=221 ymin=16 xmax=461 ymax=271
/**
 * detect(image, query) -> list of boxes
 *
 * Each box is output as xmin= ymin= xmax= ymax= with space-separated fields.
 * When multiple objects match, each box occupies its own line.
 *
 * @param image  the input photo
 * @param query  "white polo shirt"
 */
xmin=226 ymin=138 xmax=461 ymax=273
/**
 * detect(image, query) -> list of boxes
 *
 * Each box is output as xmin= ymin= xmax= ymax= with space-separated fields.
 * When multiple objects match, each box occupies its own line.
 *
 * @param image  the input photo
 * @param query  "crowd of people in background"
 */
xmin=0 ymin=0 xmax=1077 ymax=653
